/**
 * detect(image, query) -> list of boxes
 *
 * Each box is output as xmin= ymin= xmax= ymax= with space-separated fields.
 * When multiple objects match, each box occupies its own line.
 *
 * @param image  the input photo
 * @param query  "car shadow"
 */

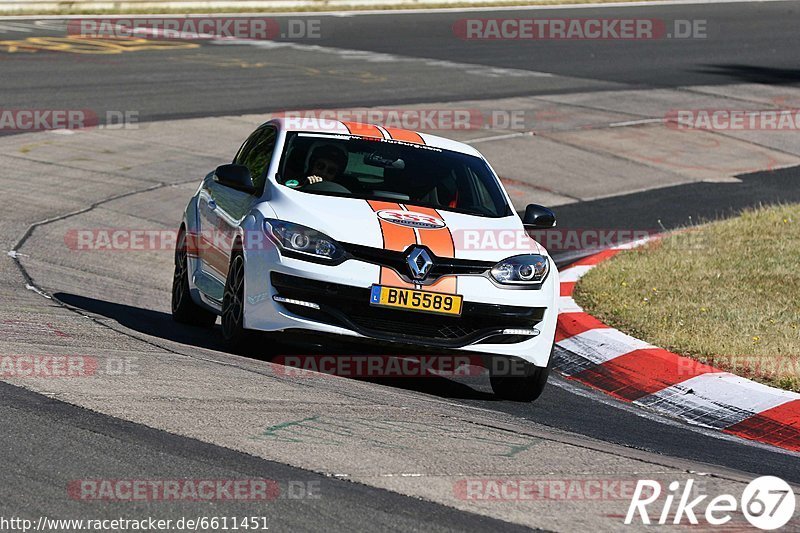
xmin=54 ymin=292 xmax=497 ymax=401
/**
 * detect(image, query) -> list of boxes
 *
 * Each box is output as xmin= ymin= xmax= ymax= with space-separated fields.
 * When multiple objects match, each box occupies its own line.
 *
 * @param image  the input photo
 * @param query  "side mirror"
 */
xmin=213 ymin=164 xmax=256 ymax=194
xmin=522 ymin=204 xmax=556 ymax=229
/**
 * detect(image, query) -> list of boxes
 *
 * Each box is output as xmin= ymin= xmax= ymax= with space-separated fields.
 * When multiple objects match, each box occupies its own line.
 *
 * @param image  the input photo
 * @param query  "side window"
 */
xmin=234 ymin=126 xmax=277 ymax=191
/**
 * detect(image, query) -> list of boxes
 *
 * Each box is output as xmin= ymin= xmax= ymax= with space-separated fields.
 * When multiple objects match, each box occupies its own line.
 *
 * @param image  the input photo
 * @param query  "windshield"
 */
xmin=277 ymin=132 xmax=513 ymax=218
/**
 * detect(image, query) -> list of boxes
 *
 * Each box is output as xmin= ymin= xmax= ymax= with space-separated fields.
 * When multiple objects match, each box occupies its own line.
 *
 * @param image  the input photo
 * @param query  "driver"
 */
xmin=287 ymin=144 xmax=348 ymax=188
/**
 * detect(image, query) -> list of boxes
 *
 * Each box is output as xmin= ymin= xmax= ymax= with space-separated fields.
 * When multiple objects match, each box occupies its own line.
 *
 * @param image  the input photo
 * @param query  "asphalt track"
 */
xmin=0 ymin=380 xmax=533 ymax=532
xmin=44 ymin=167 xmax=800 ymax=481
xmin=0 ymin=1 xmax=799 ymax=121
xmin=2 ymin=2 xmax=800 ymax=531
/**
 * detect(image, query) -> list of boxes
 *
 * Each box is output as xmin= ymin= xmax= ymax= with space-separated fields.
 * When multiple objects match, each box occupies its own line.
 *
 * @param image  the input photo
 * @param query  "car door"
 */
xmin=197 ymin=125 xmax=277 ymax=291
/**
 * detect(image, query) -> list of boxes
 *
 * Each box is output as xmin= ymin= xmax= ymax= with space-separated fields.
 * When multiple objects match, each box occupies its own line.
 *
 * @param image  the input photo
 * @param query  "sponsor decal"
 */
xmin=377 ymin=209 xmax=446 ymax=229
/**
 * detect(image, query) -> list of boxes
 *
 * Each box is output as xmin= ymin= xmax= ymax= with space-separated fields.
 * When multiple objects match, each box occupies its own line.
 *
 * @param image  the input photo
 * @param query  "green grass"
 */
xmin=0 ymin=0 xmax=681 ymax=16
xmin=573 ymin=203 xmax=800 ymax=392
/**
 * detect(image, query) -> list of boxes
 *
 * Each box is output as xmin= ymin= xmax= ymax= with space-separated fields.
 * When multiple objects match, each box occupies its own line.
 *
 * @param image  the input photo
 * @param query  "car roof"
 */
xmin=266 ymin=117 xmax=483 ymax=158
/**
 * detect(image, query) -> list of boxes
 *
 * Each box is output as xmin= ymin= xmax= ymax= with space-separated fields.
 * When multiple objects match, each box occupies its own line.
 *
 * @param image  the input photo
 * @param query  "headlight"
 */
xmin=490 ymin=255 xmax=549 ymax=285
xmin=263 ymin=219 xmax=344 ymax=261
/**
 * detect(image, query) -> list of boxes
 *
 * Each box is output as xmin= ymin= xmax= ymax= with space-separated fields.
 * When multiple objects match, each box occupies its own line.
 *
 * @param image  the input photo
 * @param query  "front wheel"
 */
xmin=489 ymin=353 xmax=551 ymax=402
xmin=221 ymin=250 xmax=256 ymax=352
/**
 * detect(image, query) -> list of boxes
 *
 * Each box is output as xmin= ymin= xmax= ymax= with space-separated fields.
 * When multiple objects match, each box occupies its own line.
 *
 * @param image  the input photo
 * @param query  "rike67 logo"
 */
xmin=626 ymin=476 xmax=796 ymax=530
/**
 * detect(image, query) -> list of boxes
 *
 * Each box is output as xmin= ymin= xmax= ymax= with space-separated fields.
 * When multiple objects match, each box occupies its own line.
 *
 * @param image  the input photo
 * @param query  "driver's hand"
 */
xmin=305 ymin=175 xmax=324 ymax=185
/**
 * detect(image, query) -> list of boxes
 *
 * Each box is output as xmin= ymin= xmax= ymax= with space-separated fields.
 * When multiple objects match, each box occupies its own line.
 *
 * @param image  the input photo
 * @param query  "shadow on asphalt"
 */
xmin=547 ymin=164 xmax=800 ymax=232
xmin=54 ymin=292 xmax=498 ymax=402
xmin=695 ymin=64 xmax=800 ymax=85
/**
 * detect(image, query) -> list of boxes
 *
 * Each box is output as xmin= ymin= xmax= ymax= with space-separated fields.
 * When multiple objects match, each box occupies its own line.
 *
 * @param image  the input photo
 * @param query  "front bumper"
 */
xmin=241 ymin=242 xmax=559 ymax=367
xmin=272 ymin=272 xmax=545 ymax=347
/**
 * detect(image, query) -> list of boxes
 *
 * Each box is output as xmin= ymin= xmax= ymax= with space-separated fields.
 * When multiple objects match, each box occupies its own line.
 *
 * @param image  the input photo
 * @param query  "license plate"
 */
xmin=369 ymin=285 xmax=463 ymax=316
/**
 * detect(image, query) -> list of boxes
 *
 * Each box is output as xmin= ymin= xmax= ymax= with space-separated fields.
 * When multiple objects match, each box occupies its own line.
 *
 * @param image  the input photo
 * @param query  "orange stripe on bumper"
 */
xmin=427 ymin=276 xmax=457 ymax=294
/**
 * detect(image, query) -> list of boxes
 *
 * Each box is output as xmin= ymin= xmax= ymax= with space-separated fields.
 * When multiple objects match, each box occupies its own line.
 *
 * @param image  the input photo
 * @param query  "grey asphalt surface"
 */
xmin=2 ymin=2 xmax=800 ymax=530
xmin=48 ymin=166 xmax=800 ymax=485
xmin=0 ymin=379 xmax=533 ymax=532
xmin=0 ymin=1 xmax=799 ymax=122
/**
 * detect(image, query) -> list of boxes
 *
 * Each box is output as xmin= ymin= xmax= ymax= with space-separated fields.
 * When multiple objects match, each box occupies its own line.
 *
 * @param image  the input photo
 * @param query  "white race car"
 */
xmin=172 ymin=118 xmax=559 ymax=401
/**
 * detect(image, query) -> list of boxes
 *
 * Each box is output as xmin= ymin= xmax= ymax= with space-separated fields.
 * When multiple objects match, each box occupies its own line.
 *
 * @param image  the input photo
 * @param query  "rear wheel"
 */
xmin=489 ymin=352 xmax=551 ymax=402
xmin=172 ymin=228 xmax=217 ymax=328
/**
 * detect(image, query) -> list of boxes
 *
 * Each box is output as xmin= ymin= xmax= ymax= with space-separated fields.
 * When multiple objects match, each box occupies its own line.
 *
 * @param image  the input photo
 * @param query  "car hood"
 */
xmin=261 ymin=186 xmax=546 ymax=262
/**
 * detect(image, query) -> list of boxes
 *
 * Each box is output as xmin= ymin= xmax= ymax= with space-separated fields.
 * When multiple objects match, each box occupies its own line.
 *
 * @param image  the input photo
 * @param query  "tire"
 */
xmin=172 ymin=228 xmax=217 ymax=328
xmin=221 ymin=249 xmax=257 ymax=352
xmin=489 ymin=352 xmax=551 ymax=402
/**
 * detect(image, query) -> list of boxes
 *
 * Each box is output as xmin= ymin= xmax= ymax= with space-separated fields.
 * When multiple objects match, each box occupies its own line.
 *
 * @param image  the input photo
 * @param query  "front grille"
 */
xmin=272 ymin=272 xmax=544 ymax=347
xmin=342 ymin=242 xmax=494 ymax=281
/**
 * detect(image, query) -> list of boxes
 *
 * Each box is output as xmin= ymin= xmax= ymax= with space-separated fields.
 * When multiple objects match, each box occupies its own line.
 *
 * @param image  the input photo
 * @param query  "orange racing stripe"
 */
xmin=367 ymin=200 xmax=415 ymax=288
xmin=408 ymin=206 xmax=457 ymax=294
xmin=383 ymin=127 xmax=425 ymax=144
xmin=341 ymin=121 xmax=384 ymax=139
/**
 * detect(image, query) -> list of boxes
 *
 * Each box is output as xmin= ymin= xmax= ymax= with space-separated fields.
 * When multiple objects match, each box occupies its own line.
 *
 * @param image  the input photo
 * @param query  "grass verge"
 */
xmin=573 ymin=203 xmax=800 ymax=392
